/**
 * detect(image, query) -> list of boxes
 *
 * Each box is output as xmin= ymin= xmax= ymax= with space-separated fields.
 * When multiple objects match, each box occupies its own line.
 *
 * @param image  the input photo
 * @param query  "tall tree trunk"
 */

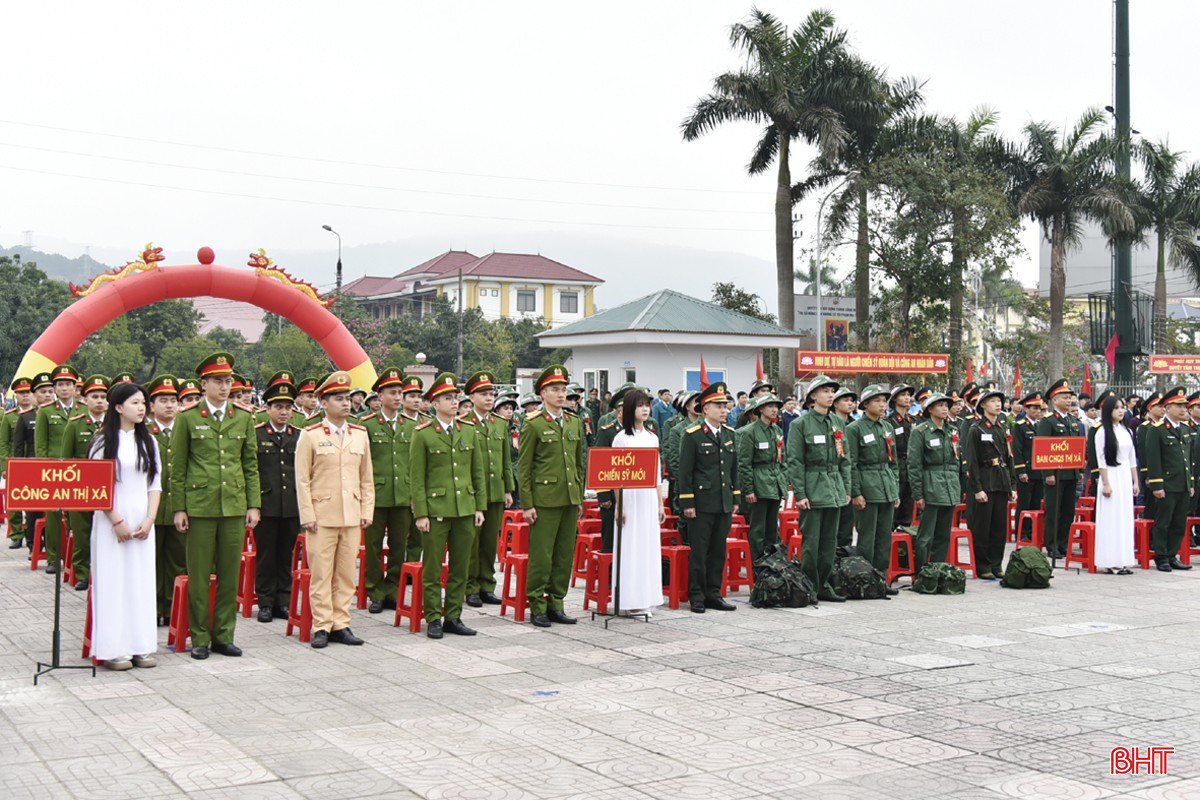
xmin=1048 ymin=218 xmax=1066 ymax=380
xmin=898 ymin=283 xmax=912 ymax=353
xmin=776 ymin=135 xmax=796 ymax=390
xmin=947 ymin=207 xmax=966 ymax=384
xmin=1155 ymin=227 xmax=1168 ymax=392
xmin=855 ymin=182 xmax=870 ymax=354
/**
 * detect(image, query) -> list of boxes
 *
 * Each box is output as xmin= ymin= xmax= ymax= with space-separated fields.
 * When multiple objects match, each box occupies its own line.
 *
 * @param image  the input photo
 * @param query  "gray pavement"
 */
xmin=2 ymin=538 xmax=1200 ymax=800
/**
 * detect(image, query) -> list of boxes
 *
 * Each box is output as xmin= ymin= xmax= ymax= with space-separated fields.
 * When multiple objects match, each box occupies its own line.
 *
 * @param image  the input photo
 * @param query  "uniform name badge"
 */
xmin=893 ymin=427 xmax=904 ymax=435
xmin=929 ymin=438 xmax=941 ymax=447
xmin=981 ymin=433 xmax=994 ymax=442
xmin=863 ymin=433 xmax=876 ymax=443
xmin=813 ymin=435 xmax=826 ymax=444
xmin=757 ymin=441 xmax=769 ymax=449
xmin=319 ymin=441 xmax=333 ymax=447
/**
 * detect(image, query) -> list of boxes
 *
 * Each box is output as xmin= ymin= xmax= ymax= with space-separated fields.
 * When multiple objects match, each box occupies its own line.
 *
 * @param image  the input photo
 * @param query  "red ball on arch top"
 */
xmin=197 ymin=246 xmax=215 ymax=265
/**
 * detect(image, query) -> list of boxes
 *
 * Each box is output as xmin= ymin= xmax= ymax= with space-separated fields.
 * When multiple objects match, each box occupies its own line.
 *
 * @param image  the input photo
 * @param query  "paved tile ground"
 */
xmin=3 ymin=538 xmax=1200 ymax=800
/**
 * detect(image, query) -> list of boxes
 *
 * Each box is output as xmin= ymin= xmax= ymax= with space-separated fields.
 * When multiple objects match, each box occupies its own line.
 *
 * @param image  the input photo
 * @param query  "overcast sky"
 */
xmin=1 ymin=1 xmax=1192 ymax=312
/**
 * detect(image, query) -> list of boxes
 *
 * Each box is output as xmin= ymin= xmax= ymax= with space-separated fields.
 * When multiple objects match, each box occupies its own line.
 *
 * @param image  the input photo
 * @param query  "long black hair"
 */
xmin=621 ymin=389 xmax=651 ymax=436
xmin=90 ymin=382 xmax=158 ymax=484
xmin=1101 ymin=394 xmax=1121 ymax=468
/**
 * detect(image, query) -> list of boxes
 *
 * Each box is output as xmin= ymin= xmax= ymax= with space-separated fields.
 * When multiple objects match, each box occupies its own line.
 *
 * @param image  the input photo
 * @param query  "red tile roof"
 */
xmin=457 ymin=252 xmax=602 ymax=283
xmin=395 ymin=250 xmax=479 ymax=279
xmin=341 ymin=275 xmax=407 ymax=296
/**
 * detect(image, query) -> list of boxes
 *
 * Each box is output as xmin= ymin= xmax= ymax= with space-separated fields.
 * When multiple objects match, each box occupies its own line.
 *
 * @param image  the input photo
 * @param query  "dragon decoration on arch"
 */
xmin=246 ymin=248 xmax=332 ymax=307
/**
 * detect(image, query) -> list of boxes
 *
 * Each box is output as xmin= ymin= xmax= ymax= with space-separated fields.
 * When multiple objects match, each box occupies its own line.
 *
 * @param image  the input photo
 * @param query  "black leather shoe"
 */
xmin=190 ymin=645 xmax=209 ymax=660
xmin=547 ymin=610 xmax=577 ymax=624
xmin=368 ymin=599 xmax=384 ymax=614
xmin=818 ymin=592 xmax=848 ymax=603
xmin=211 ymin=642 xmax=242 ymax=657
xmin=885 ymin=587 xmax=900 ymax=596
xmin=443 ymin=618 xmax=477 ymax=636
xmin=427 ymin=620 xmax=444 ymax=639
xmin=74 ymin=579 xmax=88 ymax=591
xmin=311 ymin=630 xmax=329 ymax=649
xmin=689 ymin=600 xmax=706 ymax=613
xmin=272 ymin=606 xmax=289 ymax=619
xmin=480 ymin=591 xmax=502 ymax=605
xmin=1170 ymin=558 xmax=1192 ymax=570
xmin=704 ymin=598 xmax=736 ymax=611
xmin=1157 ymin=562 xmax=1173 ymax=572
xmin=465 ymin=594 xmax=483 ymax=608
xmin=257 ymin=607 xmax=273 ymax=623
xmin=531 ymin=614 xmax=552 ymax=628
xmin=8 ymin=539 xmax=22 ymax=549
xmin=382 ymin=597 xmax=397 ymax=610
xmin=328 ymin=627 xmax=364 ymax=645
xmin=45 ymin=563 xmax=58 ymax=575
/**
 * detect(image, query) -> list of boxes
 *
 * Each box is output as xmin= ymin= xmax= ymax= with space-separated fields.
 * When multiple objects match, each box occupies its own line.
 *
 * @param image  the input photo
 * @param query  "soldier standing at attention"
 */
xmin=787 ymin=375 xmax=850 ymax=603
xmin=678 ymin=381 xmax=740 ymax=612
xmin=178 ymin=379 xmax=201 ymax=410
xmin=1036 ymin=379 xmax=1082 ymax=558
xmin=1135 ymin=392 xmax=1164 ymax=520
xmin=296 ymin=372 xmax=374 ymax=647
xmin=1146 ymin=386 xmax=1195 ymax=572
xmin=887 ymin=385 xmax=919 ymax=528
xmin=736 ymin=393 xmax=786 ymax=570
xmin=147 ymin=374 xmax=184 ymax=626
xmin=253 ymin=372 xmax=302 ymax=622
xmin=361 ymin=367 xmax=419 ymax=614
xmin=410 ymin=372 xmax=486 ymax=638
xmin=464 ymin=371 xmax=514 ymax=608
xmin=517 ymin=366 xmax=585 ymax=627
xmin=14 ymin=373 xmax=54 ymax=557
xmin=965 ymin=386 xmax=1016 ymax=579
xmin=665 ymin=391 xmax=701 ymax=544
xmin=292 ymin=377 xmax=322 ymax=428
xmin=735 ymin=379 xmax=776 ymax=429
xmin=60 ymin=374 xmax=109 ymax=590
xmin=1012 ymin=391 xmax=1045 ymax=544
xmin=908 ymin=392 xmax=960 ymax=566
xmin=565 ymin=384 xmax=593 ymax=448
xmin=171 ymin=353 xmax=262 ymax=660
xmin=846 ymin=384 xmax=900 ymax=585
xmin=2 ymin=377 xmax=34 ymax=549
xmin=34 ymin=364 xmax=80 ymax=574
xmin=832 ymin=386 xmax=858 ymax=548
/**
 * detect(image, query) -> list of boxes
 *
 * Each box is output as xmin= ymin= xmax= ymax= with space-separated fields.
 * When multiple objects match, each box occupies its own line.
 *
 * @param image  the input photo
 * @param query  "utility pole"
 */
xmin=1113 ymin=0 xmax=1134 ymax=385
xmin=456 ymin=267 xmax=464 ymax=377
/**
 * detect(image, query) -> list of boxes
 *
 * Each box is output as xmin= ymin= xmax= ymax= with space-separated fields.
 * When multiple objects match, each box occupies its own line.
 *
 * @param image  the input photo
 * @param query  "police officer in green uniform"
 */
xmin=908 ymin=391 xmax=960 ymax=566
xmin=736 ymin=393 xmax=786 ymax=569
xmin=147 ymin=374 xmax=184 ymax=625
xmin=1012 ymin=390 xmax=1046 ymax=544
xmin=495 ymin=390 xmax=522 ymax=508
xmin=831 ymin=386 xmax=858 ymax=547
xmin=678 ymin=381 xmax=740 ymax=612
xmin=887 ymin=384 xmax=919 ymax=527
xmin=292 ymin=377 xmax=323 ymax=428
xmin=410 ymin=372 xmax=486 ymax=638
xmin=517 ymin=365 xmax=585 ymax=627
xmin=787 ymin=375 xmax=850 ymax=602
xmin=1188 ymin=392 xmax=1200 ymax=522
xmin=965 ymin=385 xmax=1016 ymax=579
xmin=34 ymin=364 xmax=81 ymax=574
xmin=846 ymin=384 xmax=900 ymax=582
xmin=665 ymin=391 xmax=701 ymax=543
xmin=2 ymin=376 xmax=34 ymax=549
xmin=178 ymin=379 xmax=201 ymax=409
xmin=565 ymin=383 xmax=594 ymax=447
xmin=171 ymin=352 xmax=262 ymax=659
xmin=1146 ymin=386 xmax=1195 ymax=572
xmin=1136 ymin=392 xmax=1164 ymax=520
xmin=464 ymin=371 xmax=514 ymax=608
xmin=60 ymin=374 xmax=108 ymax=590
xmin=361 ymin=367 xmax=421 ymax=613
xmin=14 ymin=373 xmax=54 ymax=556
xmin=253 ymin=372 xmax=302 ymax=622
xmin=1036 ymin=379 xmax=1082 ymax=558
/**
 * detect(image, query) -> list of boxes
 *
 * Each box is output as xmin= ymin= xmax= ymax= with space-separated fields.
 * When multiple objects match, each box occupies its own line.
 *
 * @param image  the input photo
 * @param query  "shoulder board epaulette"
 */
xmin=69 ymin=413 xmax=85 ymax=421
xmin=686 ymin=424 xmax=702 ymax=433
xmin=255 ymin=421 xmax=267 ymax=429
xmin=601 ymin=422 xmax=615 ymax=430
xmin=4 ymin=407 xmax=17 ymax=415
xmin=348 ymin=422 xmax=366 ymax=431
xmin=563 ymin=408 xmax=578 ymax=417
xmin=233 ymin=402 xmax=253 ymax=412
xmin=361 ymin=412 xmax=378 ymax=421
xmin=416 ymin=420 xmax=433 ymax=430
xmin=304 ymin=422 xmax=324 ymax=431
xmin=182 ymin=404 xmax=203 ymax=413
xmin=723 ymin=424 xmax=735 ymax=431
xmin=459 ymin=417 xmax=475 ymax=426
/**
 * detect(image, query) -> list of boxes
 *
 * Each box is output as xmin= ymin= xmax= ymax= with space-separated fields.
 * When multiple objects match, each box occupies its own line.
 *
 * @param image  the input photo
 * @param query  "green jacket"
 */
xmin=12 ymin=407 xmax=38 ymax=460
xmin=149 ymin=419 xmax=177 ymax=526
xmin=907 ymin=418 xmax=960 ymax=506
xmin=1011 ymin=417 xmax=1041 ymax=482
xmin=169 ymin=402 xmax=262 ymax=517
xmin=409 ymin=417 xmax=486 ymax=519
xmin=35 ymin=402 xmax=78 ymax=459
xmin=1036 ymin=410 xmax=1083 ymax=480
xmin=785 ymin=409 xmax=849 ymax=509
xmin=59 ymin=413 xmax=103 ymax=460
xmin=469 ymin=409 xmax=515 ymax=504
xmin=677 ymin=420 xmax=739 ymax=513
xmin=1146 ymin=419 xmax=1194 ymax=494
xmin=664 ymin=414 xmax=697 ymax=480
xmin=736 ymin=418 xmax=787 ymax=500
xmin=255 ymin=421 xmax=300 ymax=518
xmin=361 ymin=412 xmax=417 ymax=508
xmin=565 ymin=407 xmax=590 ymax=460
xmin=0 ymin=407 xmax=20 ymax=474
xmin=1136 ymin=419 xmax=1156 ymax=485
xmin=846 ymin=414 xmax=899 ymax=503
xmin=592 ymin=420 xmax=619 ymax=504
xmin=886 ymin=411 xmax=919 ymax=486
xmin=964 ymin=416 xmax=1014 ymax=494
xmin=516 ymin=411 xmax=585 ymax=509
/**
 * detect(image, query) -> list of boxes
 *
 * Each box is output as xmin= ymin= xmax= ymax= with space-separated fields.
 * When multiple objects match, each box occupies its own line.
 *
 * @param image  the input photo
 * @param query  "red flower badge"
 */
xmin=834 ymin=428 xmax=845 ymax=458
xmin=951 ymin=431 xmax=960 ymax=460
xmin=884 ymin=434 xmax=894 ymax=462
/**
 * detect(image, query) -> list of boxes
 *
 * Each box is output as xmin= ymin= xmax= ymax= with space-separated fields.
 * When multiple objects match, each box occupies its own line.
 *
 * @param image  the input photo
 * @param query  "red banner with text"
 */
xmin=796 ymin=351 xmax=949 ymax=374
xmin=1032 ymin=437 xmax=1086 ymax=471
xmin=1149 ymin=355 xmax=1200 ymax=374
xmin=5 ymin=459 xmax=116 ymax=511
xmin=586 ymin=448 xmax=660 ymax=490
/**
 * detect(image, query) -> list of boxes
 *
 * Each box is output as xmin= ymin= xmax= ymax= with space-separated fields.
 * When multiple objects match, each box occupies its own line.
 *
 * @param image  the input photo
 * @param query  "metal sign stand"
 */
xmin=591 ymin=489 xmax=649 ymax=628
xmin=35 ymin=510 xmax=96 ymax=684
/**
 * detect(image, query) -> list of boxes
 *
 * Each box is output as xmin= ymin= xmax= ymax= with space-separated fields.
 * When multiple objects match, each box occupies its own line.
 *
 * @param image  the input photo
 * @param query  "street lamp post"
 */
xmin=813 ymin=173 xmax=856 ymax=352
xmin=322 ymin=224 xmax=342 ymax=293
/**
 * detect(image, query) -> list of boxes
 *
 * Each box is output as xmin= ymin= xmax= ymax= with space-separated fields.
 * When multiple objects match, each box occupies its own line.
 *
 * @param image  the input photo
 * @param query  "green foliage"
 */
xmin=0 ymin=255 xmax=72 ymax=380
xmin=711 ymin=282 xmax=777 ymax=323
xmin=74 ymin=317 xmax=144 ymax=378
xmin=253 ymin=326 xmax=331 ymax=385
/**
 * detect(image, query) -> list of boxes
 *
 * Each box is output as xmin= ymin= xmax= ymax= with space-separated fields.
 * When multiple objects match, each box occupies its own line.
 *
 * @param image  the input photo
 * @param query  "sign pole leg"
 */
xmin=34 ymin=509 xmax=95 ymax=685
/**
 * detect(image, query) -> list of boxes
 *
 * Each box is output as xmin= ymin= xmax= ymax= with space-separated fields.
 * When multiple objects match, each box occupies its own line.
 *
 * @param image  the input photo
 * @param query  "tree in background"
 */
xmin=0 ymin=255 xmax=72 ymax=380
xmin=711 ymin=282 xmax=777 ymax=322
xmin=793 ymin=257 xmax=840 ymax=296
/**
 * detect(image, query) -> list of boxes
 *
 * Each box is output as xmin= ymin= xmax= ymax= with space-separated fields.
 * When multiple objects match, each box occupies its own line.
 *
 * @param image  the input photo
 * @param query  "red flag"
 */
xmin=1105 ymin=333 xmax=1119 ymax=371
xmin=699 ymin=355 xmax=709 ymax=390
xmin=755 ymin=352 xmax=764 ymax=381
xmin=1082 ymin=362 xmax=1093 ymax=396
xmin=966 ymin=357 xmax=974 ymax=384
xmin=979 ymin=362 xmax=987 ymax=378
xmin=1013 ymin=358 xmax=1023 ymax=399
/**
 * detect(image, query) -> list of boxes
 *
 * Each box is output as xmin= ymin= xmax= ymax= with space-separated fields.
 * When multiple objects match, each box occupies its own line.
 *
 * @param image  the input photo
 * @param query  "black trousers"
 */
xmin=1152 ymin=490 xmax=1189 ymax=565
xmin=1044 ymin=478 xmax=1077 ymax=554
xmin=688 ymin=511 xmax=730 ymax=603
xmin=971 ymin=491 xmax=1009 ymax=576
xmin=254 ymin=515 xmax=300 ymax=610
xmin=600 ymin=498 xmax=615 ymax=553
xmin=895 ymin=480 xmax=914 ymax=528
xmin=1016 ymin=479 xmax=1044 ymax=542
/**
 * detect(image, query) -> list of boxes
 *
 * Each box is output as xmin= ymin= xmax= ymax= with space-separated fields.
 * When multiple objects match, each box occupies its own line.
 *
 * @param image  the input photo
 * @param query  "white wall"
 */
xmin=560 ymin=342 xmax=767 ymax=396
xmin=476 ymin=282 xmax=502 ymax=320
xmin=549 ymin=285 xmax=585 ymax=326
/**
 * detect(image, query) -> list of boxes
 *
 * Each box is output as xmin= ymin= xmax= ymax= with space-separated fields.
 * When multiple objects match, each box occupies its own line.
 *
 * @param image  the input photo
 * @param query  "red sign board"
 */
xmin=1149 ymin=355 xmax=1200 ymax=374
xmin=1032 ymin=437 xmax=1086 ymax=471
xmin=5 ymin=459 xmax=116 ymax=511
xmin=586 ymin=447 xmax=660 ymax=490
xmin=796 ymin=351 xmax=949 ymax=374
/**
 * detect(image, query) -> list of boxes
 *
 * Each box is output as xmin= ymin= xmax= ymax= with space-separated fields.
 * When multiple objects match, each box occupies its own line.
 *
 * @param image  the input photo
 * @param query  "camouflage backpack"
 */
xmin=750 ymin=543 xmax=817 ymax=608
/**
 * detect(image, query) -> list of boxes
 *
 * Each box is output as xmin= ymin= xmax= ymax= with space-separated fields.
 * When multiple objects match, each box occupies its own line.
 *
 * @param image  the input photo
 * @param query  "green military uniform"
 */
xmin=965 ymin=388 xmax=1015 ymax=578
xmin=464 ymin=371 xmax=515 ymax=604
xmin=516 ymin=366 xmax=585 ymax=623
xmin=1146 ymin=387 xmax=1195 ymax=571
xmin=1 ymin=376 xmax=33 ymax=547
xmin=254 ymin=373 xmax=302 ymax=620
xmin=409 ymin=373 xmax=486 ymax=632
xmin=832 ymin=386 xmax=858 ymax=548
xmin=678 ymin=381 xmax=740 ymax=609
xmin=786 ymin=376 xmax=850 ymax=600
xmin=35 ymin=364 xmax=82 ymax=571
xmin=1189 ymin=393 xmax=1200 ymax=520
xmin=1036 ymin=379 xmax=1083 ymax=557
xmin=11 ymin=374 xmax=49 ymax=553
xmin=887 ymin=385 xmax=919 ymax=527
xmin=1011 ymin=391 xmax=1045 ymax=543
xmin=1136 ymin=393 xmax=1163 ymax=520
xmin=170 ymin=353 xmax=262 ymax=655
xmin=845 ymin=385 xmax=900 ymax=575
xmin=148 ymin=375 xmax=187 ymax=624
xmin=60 ymin=374 xmax=108 ymax=586
xmin=907 ymin=393 xmax=961 ymax=567
xmin=736 ymin=394 xmax=787 ymax=567
xmin=566 ymin=384 xmax=594 ymax=448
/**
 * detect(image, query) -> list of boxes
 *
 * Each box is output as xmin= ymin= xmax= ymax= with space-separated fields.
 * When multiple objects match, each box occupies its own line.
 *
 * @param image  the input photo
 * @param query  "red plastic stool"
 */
xmin=498 ymin=522 xmax=530 ymax=566
xmin=500 ymin=554 xmax=530 ymax=622
xmin=62 ymin=530 xmax=76 ymax=585
xmin=1182 ymin=517 xmax=1200 ymax=564
xmin=356 ymin=543 xmax=389 ymax=609
xmin=583 ymin=551 xmax=614 ymax=614
xmin=502 ymin=509 xmax=525 ymax=528
xmin=1006 ymin=501 xmax=1018 ymax=542
xmin=1133 ymin=518 xmax=1153 ymax=569
xmin=948 ymin=527 xmax=975 ymax=575
xmin=578 ymin=517 xmax=601 ymax=537
xmin=731 ymin=514 xmax=747 ymax=528
xmin=787 ymin=532 xmax=804 ymax=561
xmin=887 ymin=529 xmax=914 ymax=585
xmin=582 ymin=503 xmax=601 ymax=521
xmin=660 ymin=528 xmax=682 ymax=547
xmin=81 ymin=585 xmax=96 ymax=662
xmin=393 ymin=562 xmax=424 ymax=632
xmin=1077 ymin=496 xmax=1096 ymax=510
xmin=237 ymin=531 xmax=257 ymax=618
xmin=30 ymin=518 xmax=46 ymax=571
xmin=780 ymin=517 xmax=800 ymax=546
xmin=1074 ymin=506 xmax=1095 ymax=523
xmin=1065 ymin=521 xmax=1096 ymax=572
xmin=661 ymin=545 xmax=689 ymax=609
xmin=728 ymin=523 xmax=750 ymax=541
xmin=285 ymin=568 xmax=313 ymax=643
xmin=722 ymin=538 xmax=754 ymax=596
xmin=167 ymin=574 xmax=217 ymax=652
xmin=952 ymin=504 xmax=968 ymax=528
xmin=291 ymin=532 xmax=308 ymax=571
xmin=571 ymin=533 xmax=602 ymax=587
xmin=663 ymin=513 xmax=679 ymax=530
xmin=1016 ymin=510 xmax=1045 ymax=550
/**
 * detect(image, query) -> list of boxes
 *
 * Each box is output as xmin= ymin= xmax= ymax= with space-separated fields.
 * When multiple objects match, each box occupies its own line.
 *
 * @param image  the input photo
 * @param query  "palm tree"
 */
xmin=794 ymin=257 xmax=841 ymax=295
xmin=1009 ymin=109 xmax=1134 ymax=378
xmin=683 ymin=8 xmax=860 ymax=383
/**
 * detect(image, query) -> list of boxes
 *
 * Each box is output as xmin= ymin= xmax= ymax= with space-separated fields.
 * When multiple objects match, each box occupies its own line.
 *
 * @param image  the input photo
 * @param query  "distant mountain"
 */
xmin=0 ymin=245 xmax=111 ymax=285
